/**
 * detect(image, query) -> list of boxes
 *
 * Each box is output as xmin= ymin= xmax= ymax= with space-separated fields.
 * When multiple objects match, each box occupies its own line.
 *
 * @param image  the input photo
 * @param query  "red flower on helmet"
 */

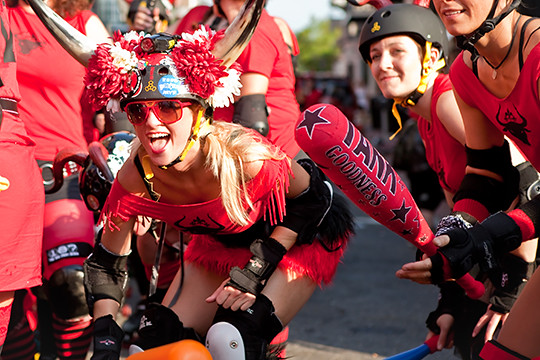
xmin=170 ymin=28 xmax=228 ymax=99
xmin=84 ymin=26 xmax=242 ymax=111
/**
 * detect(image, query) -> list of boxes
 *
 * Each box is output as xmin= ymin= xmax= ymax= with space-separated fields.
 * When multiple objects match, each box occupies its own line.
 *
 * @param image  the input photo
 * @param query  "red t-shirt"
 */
xmin=450 ymin=45 xmax=540 ymax=168
xmin=211 ymin=10 xmax=301 ymax=158
xmin=0 ymin=2 xmax=44 ymax=291
xmin=9 ymin=7 xmax=94 ymax=160
xmin=416 ymin=74 xmax=467 ymax=194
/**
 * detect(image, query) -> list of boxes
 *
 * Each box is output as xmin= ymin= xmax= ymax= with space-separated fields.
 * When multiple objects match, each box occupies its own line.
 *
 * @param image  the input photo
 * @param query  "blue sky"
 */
xmin=266 ymin=0 xmax=346 ymax=32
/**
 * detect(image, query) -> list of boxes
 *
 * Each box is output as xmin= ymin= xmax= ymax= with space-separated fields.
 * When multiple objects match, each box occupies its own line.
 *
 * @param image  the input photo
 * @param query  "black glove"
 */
xmin=488 ymin=253 xmax=536 ymax=314
xmin=430 ymin=212 xmax=522 ymax=283
xmin=91 ymin=315 xmax=124 ymax=360
xmin=134 ymin=303 xmax=200 ymax=350
xmin=227 ymin=238 xmax=287 ymax=295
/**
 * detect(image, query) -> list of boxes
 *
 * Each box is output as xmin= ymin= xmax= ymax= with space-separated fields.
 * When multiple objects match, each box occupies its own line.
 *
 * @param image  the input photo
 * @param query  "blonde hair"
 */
xmin=200 ymin=120 xmax=287 ymax=226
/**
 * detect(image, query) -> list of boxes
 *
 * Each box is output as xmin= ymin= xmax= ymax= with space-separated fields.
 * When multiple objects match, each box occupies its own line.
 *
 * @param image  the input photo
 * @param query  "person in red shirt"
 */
xmin=0 ymin=0 xmax=44 ymax=357
xmin=359 ymin=3 xmax=539 ymax=356
xmin=395 ymin=0 xmax=540 ymax=358
xmin=6 ymin=0 xmax=110 ymax=358
xmin=205 ymin=0 xmax=302 ymax=159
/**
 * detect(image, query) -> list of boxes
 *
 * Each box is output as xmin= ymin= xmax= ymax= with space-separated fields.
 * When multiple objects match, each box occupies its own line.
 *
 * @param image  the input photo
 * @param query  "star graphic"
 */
xmin=390 ymin=199 xmax=412 ymax=223
xmin=297 ymin=106 xmax=331 ymax=138
xmin=401 ymin=228 xmax=413 ymax=236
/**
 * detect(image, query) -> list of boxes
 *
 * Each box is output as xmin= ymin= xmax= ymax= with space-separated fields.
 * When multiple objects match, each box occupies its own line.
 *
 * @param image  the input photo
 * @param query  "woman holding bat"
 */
xmin=396 ymin=0 xmax=540 ymax=358
xmin=358 ymin=2 xmax=538 ymax=357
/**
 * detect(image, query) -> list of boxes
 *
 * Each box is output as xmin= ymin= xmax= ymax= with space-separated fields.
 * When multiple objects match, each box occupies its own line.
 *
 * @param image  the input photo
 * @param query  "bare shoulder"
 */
xmin=243 ymin=159 xmax=264 ymax=179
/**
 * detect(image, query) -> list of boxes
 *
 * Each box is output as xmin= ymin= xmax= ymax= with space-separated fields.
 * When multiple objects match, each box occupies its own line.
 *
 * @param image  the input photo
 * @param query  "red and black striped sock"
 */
xmin=1 ymin=309 xmax=36 ymax=360
xmin=52 ymin=314 xmax=93 ymax=360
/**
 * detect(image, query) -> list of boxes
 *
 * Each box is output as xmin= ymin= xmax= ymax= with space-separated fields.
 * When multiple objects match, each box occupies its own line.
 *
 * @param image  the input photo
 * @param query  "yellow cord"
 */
xmin=179 ymin=109 xmax=205 ymax=161
xmin=389 ymin=41 xmax=446 ymax=140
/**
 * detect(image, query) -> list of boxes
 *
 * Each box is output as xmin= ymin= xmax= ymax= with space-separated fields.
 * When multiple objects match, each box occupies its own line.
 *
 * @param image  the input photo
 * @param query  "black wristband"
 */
xmin=227 ymin=238 xmax=287 ymax=295
xmin=480 ymin=212 xmax=523 ymax=254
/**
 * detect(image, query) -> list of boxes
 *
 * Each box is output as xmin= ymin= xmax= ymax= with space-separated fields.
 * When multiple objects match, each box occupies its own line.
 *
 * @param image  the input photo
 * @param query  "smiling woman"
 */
xmin=79 ymin=19 xmax=354 ymax=360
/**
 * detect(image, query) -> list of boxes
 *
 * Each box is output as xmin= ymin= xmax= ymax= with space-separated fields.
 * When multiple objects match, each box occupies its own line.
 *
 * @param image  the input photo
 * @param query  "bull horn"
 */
xmin=45 ymin=148 xmax=89 ymax=194
xmin=26 ymin=0 xmax=96 ymax=67
xmin=211 ymin=0 xmax=265 ymax=68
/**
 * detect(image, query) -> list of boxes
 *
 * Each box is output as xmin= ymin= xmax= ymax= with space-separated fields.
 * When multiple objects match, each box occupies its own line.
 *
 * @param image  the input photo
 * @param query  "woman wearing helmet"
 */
xmin=82 ymin=22 xmax=352 ymax=360
xmin=360 ymin=3 xmax=538 ymax=355
xmin=359 ymin=3 xmax=466 ymax=213
xmin=359 ymin=3 xmax=471 ymax=353
xmin=395 ymin=0 xmax=540 ymax=358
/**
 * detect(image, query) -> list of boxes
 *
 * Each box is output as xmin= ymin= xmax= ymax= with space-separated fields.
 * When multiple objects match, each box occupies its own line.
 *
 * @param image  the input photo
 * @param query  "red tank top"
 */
xmin=416 ymin=74 xmax=467 ymax=193
xmin=450 ymin=45 xmax=540 ymax=168
xmin=9 ymin=7 xmax=94 ymax=160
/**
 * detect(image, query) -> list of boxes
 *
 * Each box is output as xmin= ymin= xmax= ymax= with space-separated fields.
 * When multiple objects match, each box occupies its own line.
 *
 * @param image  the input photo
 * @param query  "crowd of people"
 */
xmin=1 ymin=0 xmax=540 ymax=359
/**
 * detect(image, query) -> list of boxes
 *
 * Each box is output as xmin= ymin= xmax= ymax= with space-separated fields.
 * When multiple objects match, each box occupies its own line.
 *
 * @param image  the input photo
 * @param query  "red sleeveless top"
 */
xmin=416 ymin=74 xmax=467 ymax=193
xmin=450 ymin=45 xmax=540 ymax=168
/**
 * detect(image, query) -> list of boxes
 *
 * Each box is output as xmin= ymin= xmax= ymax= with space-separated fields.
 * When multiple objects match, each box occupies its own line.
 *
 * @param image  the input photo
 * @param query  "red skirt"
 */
xmin=185 ymin=234 xmax=348 ymax=286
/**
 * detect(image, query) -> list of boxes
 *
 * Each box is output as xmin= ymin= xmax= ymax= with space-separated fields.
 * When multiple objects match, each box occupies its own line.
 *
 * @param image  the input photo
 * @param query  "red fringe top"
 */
xmin=100 ymin=157 xmax=291 ymax=235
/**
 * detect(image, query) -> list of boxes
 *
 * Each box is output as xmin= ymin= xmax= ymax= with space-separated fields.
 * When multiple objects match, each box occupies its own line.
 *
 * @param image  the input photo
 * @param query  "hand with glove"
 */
xmin=91 ymin=315 xmax=124 ymax=360
xmin=397 ymin=211 xmax=523 ymax=284
xmin=206 ymin=237 xmax=287 ymax=311
xmin=473 ymin=253 xmax=536 ymax=342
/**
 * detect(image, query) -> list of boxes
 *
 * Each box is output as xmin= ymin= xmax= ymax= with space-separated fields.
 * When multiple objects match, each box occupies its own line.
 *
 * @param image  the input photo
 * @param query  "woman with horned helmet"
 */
xmin=2 ymin=0 xmax=111 ymax=358
xmin=358 ymin=3 xmax=537 ymax=356
xmin=74 ymin=2 xmax=353 ymax=359
xmin=394 ymin=0 xmax=540 ymax=358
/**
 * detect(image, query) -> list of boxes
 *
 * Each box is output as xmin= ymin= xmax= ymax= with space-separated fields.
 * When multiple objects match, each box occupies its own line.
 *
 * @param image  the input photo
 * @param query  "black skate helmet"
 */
xmin=359 ymin=4 xmax=449 ymax=140
xmin=359 ymin=3 xmax=448 ymax=64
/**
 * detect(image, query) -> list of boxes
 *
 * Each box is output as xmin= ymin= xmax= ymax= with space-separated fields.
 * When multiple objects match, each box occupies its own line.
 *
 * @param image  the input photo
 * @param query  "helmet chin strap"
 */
xmin=457 ymin=0 xmax=522 ymax=57
xmin=389 ymin=41 xmax=446 ymax=140
xmin=159 ymin=109 xmax=207 ymax=170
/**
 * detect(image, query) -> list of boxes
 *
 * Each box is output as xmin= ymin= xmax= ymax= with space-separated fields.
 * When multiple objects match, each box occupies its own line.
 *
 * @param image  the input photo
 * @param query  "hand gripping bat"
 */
xmin=385 ymin=335 xmax=439 ymax=360
xmin=294 ymin=104 xmax=484 ymax=299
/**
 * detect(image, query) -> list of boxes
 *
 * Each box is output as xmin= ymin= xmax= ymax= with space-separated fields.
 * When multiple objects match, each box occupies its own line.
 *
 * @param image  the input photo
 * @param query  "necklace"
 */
xmin=482 ymin=15 xmax=522 ymax=80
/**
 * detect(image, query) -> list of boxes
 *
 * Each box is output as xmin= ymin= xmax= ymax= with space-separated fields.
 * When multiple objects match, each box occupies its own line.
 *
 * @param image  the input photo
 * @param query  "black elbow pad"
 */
xmin=233 ymin=94 xmax=269 ymax=136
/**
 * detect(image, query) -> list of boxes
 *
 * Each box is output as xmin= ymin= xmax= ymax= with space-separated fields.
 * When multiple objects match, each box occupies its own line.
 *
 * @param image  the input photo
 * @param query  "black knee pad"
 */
xmin=134 ymin=303 xmax=201 ymax=350
xmin=211 ymin=295 xmax=283 ymax=360
xmin=45 ymin=265 xmax=89 ymax=320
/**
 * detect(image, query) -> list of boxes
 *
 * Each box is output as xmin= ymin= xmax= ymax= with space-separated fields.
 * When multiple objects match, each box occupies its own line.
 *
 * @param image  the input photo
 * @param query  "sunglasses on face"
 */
xmin=124 ymin=100 xmax=193 ymax=126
